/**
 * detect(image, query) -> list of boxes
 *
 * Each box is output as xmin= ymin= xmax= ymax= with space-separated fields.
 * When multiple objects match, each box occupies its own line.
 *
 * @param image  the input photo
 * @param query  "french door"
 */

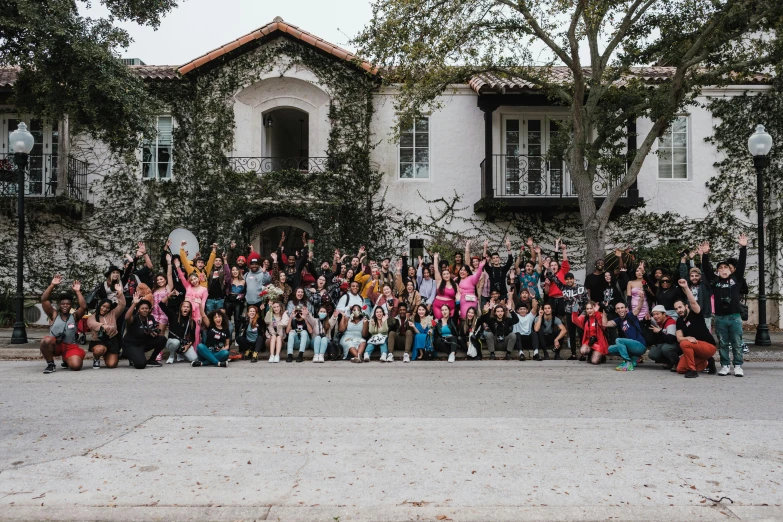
xmin=501 ymin=116 xmax=565 ymax=196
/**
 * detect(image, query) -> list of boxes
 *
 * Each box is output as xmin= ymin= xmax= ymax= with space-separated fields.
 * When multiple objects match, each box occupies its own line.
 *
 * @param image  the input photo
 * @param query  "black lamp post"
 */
xmin=748 ymin=124 xmax=774 ymax=347
xmin=9 ymin=122 xmax=34 ymax=344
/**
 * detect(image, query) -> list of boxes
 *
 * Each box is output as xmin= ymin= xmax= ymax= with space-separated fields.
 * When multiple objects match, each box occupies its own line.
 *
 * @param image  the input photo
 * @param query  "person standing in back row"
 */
xmin=702 ymin=234 xmax=747 ymax=377
xmin=483 ymin=238 xmax=513 ymax=296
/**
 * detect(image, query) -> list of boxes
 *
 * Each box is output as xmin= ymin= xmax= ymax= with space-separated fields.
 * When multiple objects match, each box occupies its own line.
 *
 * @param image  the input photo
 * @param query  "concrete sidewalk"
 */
xmin=0 ymin=360 xmax=781 ymax=521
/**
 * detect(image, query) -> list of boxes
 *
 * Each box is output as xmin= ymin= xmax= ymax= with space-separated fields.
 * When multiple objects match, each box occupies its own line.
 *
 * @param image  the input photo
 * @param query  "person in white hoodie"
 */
xmin=511 ymin=303 xmax=536 ymax=361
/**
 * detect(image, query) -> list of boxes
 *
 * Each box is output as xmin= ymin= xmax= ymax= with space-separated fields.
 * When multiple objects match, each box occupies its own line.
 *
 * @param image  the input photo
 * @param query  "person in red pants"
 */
xmin=674 ymin=279 xmax=717 ymax=378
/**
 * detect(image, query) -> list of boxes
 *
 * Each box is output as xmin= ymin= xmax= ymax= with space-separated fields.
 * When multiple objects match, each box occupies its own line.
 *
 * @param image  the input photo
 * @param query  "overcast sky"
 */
xmin=81 ymin=0 xmax=373 ymax=65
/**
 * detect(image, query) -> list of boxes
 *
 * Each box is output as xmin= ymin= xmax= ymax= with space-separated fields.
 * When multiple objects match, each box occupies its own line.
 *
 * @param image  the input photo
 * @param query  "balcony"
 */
xmin=0 ymin=153 xmax=89 ymax=202
xmin=474 ymin=154 xmax=642 ymax=214
xmin=227 ymin=156 xmax=338 ymax=174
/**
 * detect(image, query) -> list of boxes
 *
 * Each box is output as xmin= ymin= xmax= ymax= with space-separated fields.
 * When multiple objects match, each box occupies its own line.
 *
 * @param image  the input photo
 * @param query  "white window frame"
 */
xmin=142 ymin=115 xmax=174 ymax=181
xmin=397 ymin=115 xmax=431 ymax=181
xmin=656 ymin=115 xmax=690 ymax=181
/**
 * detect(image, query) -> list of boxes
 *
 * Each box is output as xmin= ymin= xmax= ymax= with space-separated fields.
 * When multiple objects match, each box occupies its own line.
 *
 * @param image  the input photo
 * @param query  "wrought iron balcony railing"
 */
xmin=227 ymin=156 xmax=338 ymax=174
xmin=0 ymin=153 xmax=89 ymax=202
xmin=480 ymin=154 xmax=625 ymax=198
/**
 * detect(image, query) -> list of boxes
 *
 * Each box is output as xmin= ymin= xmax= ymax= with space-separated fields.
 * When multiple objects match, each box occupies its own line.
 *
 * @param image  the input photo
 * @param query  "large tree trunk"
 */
xmin=570 ymin=154 xmax=607 ymax=270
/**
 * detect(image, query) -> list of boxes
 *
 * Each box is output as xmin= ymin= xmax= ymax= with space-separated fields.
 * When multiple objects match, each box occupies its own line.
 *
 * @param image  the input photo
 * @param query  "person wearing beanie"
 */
xmin=702 ymin=234 xmax=748 ymax=377
xmin=678 ymin=246 xmax=713 ymax=331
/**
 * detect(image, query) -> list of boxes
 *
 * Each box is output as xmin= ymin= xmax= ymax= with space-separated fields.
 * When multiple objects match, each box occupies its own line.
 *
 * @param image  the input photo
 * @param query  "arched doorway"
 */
xmin=252 ymin=217 xmax=313 ymax=256
xmin=263 ymin=107 xmax=309 ymax=170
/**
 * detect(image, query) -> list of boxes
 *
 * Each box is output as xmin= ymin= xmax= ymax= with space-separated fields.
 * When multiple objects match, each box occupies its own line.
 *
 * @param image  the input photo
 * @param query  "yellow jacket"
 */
xmin=180 ymin=248 xmax=216 ymax=289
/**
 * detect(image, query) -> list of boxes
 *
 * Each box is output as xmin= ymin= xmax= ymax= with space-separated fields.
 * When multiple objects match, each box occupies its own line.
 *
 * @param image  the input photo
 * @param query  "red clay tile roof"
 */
xmin=0 ymin=65 xmax=179 ymax=86
xmin=470 ymin=66 xmax=770 ymax=94
xmin=178 ymin=17 xmax=377 ymax=76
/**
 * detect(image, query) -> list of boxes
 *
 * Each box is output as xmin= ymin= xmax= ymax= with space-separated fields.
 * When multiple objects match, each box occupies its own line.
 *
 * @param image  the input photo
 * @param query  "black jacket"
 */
xmin=433 ymin=318 xmax=459 ymax=340
xmin=478 ymin=311 xmax=519 ymax=338
xmin=483 ymin=254 xmax=513 ymax=294
xmin=705 ymin=246 xmax=747 ymax=317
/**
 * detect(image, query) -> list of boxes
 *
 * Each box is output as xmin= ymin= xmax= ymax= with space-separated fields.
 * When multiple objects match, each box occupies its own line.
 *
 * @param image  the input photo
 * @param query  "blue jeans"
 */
xmin=313 ymin=335 xmax=329 ymax=355
xmin=608 ymin=338 xmax=646 ymax=363
xmin=196 ymin=344 xmax=229 ymax=366
xmin=365 ymin=341 xmax=388 ymax=357
xmin=287 ymin=330 xmax=309 ymax=355
xmin=205 ymin=298 xmax=224 ymax=314
xmin=714 ymin=313 xmax=743 ymax=367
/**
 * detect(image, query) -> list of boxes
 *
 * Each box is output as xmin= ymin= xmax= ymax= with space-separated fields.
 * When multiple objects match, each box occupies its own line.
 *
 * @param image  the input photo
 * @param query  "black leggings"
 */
xmin=122 ymin=336 xmax=167 ymax=369
xmin=225 ymin=300 xmax=245 ymax=337
xmin=433 ymin=337 xmax=460 ymax=355
xmin=514 ymin=332 xmax=536 ymax=353
xmin=237 ymin=335 xmax=263 ymax=355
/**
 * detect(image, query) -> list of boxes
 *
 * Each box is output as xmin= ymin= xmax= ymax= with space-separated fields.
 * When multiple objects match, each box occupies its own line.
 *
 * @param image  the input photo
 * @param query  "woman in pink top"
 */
xmin=432 ymin=252 xmax=461 ymax=320
xmin=457 ymin=241 xmax=487 ymax=320
xmin=174 ymin=257 xmax=208 ymax=348
xmin=151 ymin=254 xmax=175 ymax=328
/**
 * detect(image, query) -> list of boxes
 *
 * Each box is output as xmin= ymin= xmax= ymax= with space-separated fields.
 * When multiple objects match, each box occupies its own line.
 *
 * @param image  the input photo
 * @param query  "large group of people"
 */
xmin=39 ymin=231 xmax=750 ymax=378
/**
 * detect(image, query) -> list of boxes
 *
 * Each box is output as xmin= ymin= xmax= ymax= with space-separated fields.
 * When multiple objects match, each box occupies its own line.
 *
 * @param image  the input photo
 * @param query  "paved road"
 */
xmin=1 ymin=359 xmax=782 ymax=521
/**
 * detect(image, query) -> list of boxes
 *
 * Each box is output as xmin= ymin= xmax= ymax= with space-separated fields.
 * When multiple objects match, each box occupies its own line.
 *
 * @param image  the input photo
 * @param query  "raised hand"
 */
xmin=739 ymin=233 xmax=748 ymax=247
xmin=270 ymin=252 xmax=278 ymax=262
xmin=132 ymin=291 xmax=141 ymax=304
xmin=72 ymin=280 xmax=82 ymax=293
xmin=166 ymin=238 xmax=172 ymax=249
xmin=555 ymin=238 xmax=560 ymax=251
xmin=701 ymin=241 xmax=710 ymax=254
xmin=526 ymin=237 xmax=533 ymax=247
xmin=615 ymin=248 xmax=623 ymax=258
xmin=230 ymin=240 xmax=237 ymax=249
xmin=535 ymin=245 xmax=541 ymax=255
xmin=181 ymin=240 xmax=187 ymax=247
xmin=359 ymin=246 xmax=366 ymax=255
xmin=166 ymin=253 xmax=172 ymax=263
xmin=51 ymin=274 xmax=63 ymax=286
xmin=505 ymin=237 xmax=511 ymax=250
xmin=211 ymin=243 xmax=218 ymax=252
xmin=677 ymin=278 xmax=688 ymax=288
xmin=114 ymin=282 xmax=123 ymax=293
xmin=396 ymin=259 xmax=403 ymax=270
xmin=137 ymin=241 xmax=146 ymax=254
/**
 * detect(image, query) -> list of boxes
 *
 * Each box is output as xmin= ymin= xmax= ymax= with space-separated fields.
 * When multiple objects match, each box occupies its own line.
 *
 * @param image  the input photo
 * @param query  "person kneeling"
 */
xmin=122 ymin=293 xmax=167 ymax=369
xmin=87 ymin=286 xmax=126 ymax=369
xmin=40 ymin=275 xmax=88 ymax=374
xmin=570 ymin=302 xmax=608 ymax=365
xmin=193 ymin=311 xmax=231 ymax=367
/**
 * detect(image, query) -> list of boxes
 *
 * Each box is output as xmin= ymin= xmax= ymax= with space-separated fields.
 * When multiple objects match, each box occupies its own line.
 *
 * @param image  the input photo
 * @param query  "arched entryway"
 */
xmin=251 ymin=217 xmax=313 ymax=256
xmin=263 ymin=107 xmax=309 ymax=161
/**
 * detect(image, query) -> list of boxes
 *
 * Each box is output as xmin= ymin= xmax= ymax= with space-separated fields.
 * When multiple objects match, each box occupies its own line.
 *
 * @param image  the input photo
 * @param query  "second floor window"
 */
xmin=142 ymin=116 xmax=173 ymax=180
xmin=399 ymin=116 xmax=429 ymax=179
xmin=657 ymin=116 xmax=688 ymax=180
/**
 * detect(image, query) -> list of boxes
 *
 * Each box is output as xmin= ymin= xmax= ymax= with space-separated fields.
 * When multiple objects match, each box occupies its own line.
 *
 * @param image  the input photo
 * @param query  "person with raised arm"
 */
xmin=40 ymin=275 xmax=88 ymax=373
xmin=179 ymin=241 xmax=217 ymax=288
xmin=122 ymin=291 xmax=168 ymax=369
xmin=516 ymin=238 xmax=543 ymax=301
xmin=456 ymin=240 xmax=487 ymax=320
xmin=704 ymin=234 xmax=748 ymax=377
xmin=674 ymin=278 xmax=718 ymax=378
xmin=432 ymin=252 xmax=461 ymax=320
xmin=87 ymin=282 xmax=126 ymax=369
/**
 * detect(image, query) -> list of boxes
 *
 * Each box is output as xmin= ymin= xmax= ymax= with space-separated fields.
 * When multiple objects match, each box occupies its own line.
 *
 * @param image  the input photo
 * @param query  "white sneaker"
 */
xmin=403 ymin=353 xmax=410 ymax=363
xmin=319 ymin=354 xmax=325 ymax=363
xmin=387 ymin=353 xmax=394 ymax=363
xmin=312 ymin=354 xmax=318 ymax=363
xmin=166 ymin=356 xmax=175 ymax=364
xmin=448 ymin=352 xmax=456 ymax=363
xmin=268 ymin=355 xmax=274 ymax=363
xmin=734 ymin=366 xmax=744 ymax=377
xmin=274 ymin=355 xmax=280 ymax=363
xmin=364 ymin=353 xmax=370 ymax=362
xmin=380 ymin=353 xmax=388 ymax=362
xmin=718 ymin=365 xmax=730 ymax=376
xmin=177 ymin=354 xmax=185 ymax=362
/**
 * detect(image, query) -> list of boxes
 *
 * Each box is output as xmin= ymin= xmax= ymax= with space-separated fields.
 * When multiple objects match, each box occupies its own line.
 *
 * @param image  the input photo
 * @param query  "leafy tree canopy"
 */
xmin=354 ymin=0 xmax=783 ymax=265
xmin=0 ymin=0 xmax=180 ymax=153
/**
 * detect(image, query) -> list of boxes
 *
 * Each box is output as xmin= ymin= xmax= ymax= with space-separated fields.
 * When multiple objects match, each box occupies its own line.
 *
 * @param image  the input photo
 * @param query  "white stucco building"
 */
xmin=0 ymin=17 xmax=776 ymax=323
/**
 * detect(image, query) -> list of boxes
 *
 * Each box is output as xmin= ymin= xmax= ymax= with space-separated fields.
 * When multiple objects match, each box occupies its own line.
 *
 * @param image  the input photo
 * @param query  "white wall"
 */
xmin=370 ymin=86 xmax=485 ymax=227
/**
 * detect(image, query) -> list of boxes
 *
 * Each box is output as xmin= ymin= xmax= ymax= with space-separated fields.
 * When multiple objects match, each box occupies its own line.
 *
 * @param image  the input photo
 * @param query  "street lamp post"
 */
xmin=748 ymin=124 xmax=774 ymax=347
xmin=9 ymin=122 xmax=34 ymax=344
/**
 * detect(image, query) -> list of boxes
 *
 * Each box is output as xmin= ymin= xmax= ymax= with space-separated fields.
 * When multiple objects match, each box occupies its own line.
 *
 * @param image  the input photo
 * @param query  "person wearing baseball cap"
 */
xmin=648 ymin=305 xmax=680 ymax=369
xmin=702 ymin=234 xmax=748 ymax=377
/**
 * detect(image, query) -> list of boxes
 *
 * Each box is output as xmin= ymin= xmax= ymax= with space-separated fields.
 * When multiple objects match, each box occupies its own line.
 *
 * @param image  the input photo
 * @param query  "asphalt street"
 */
xmin=1 ymin=359 xmax=782 ymax=521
